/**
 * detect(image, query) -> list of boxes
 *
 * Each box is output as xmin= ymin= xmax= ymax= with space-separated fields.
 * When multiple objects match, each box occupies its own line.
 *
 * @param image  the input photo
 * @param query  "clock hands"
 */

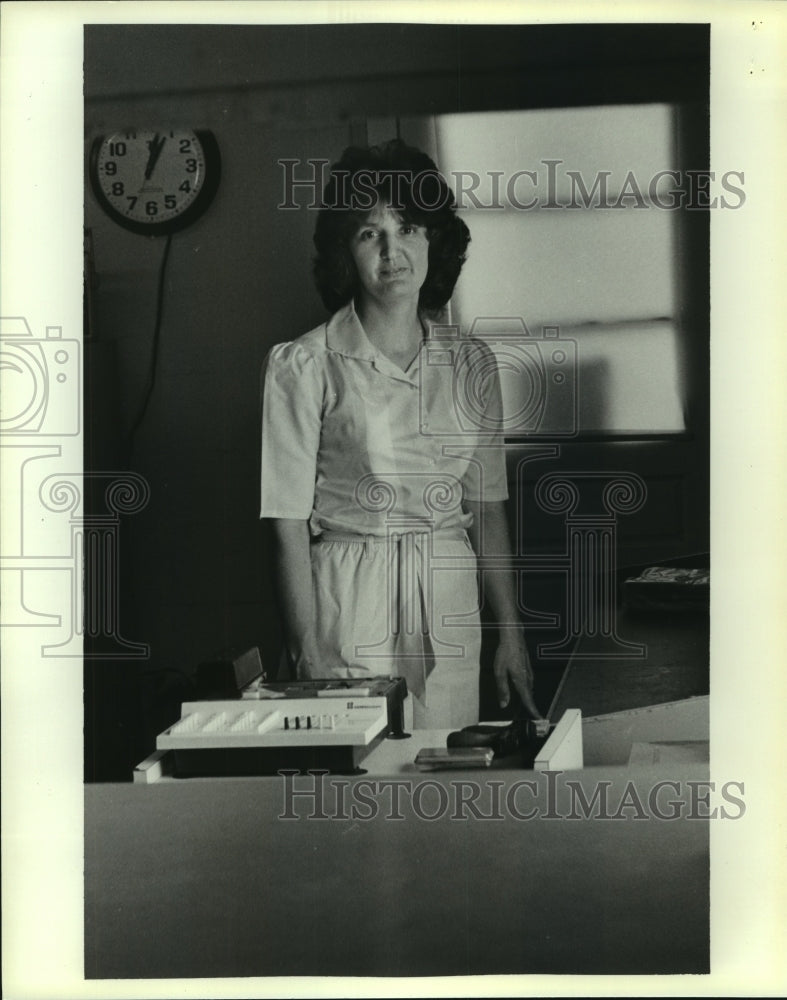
xmin=143 ymin=134 xmax=166 ymax=181
xmin=94 ymin=129 xmax=218 ymax=233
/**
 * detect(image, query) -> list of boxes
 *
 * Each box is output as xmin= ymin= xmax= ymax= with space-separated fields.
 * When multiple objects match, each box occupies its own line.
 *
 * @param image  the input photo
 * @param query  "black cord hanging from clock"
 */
xmin=126 ymin=233 xmax=173 ymax=459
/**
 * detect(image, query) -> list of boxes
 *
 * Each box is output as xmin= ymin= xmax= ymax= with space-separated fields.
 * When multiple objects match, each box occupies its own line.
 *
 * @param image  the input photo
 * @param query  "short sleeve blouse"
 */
xmin=260 ymin=301 xmax=508 ymax=536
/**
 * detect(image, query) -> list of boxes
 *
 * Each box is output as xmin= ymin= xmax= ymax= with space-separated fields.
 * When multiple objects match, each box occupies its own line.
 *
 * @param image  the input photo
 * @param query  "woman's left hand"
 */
xmin=492 ymin=641 xmax=543 ymax=719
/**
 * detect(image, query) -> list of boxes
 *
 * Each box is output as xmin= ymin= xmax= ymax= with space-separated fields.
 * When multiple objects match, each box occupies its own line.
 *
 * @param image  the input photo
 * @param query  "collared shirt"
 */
xmin=260 ymin=300 xmax=508 ymax=536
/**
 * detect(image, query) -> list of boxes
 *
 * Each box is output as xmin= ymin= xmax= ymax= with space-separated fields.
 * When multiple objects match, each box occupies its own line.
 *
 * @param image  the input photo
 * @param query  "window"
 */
xmin=386 ymin=106 xmax=697 ymax=437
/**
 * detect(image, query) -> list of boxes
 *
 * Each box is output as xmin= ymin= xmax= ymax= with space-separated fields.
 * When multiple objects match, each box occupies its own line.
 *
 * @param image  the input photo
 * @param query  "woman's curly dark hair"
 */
xmin=313 ymin=139 xmax=470 ymax=317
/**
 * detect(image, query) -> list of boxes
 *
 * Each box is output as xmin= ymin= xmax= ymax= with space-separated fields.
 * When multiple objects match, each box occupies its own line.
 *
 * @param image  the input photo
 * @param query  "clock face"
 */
xmin=90 ymin=129 xmax=220 ymax=234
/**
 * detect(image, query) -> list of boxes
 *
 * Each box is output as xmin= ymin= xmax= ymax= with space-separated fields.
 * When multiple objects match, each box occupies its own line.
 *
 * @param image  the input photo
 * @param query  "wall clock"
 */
xmin=89 ymin=128 xmax=221 ymax=235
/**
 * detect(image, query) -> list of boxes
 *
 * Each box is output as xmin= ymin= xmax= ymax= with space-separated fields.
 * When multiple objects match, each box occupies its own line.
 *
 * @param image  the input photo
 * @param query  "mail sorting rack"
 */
xmin=157 ymin=697 xmax=390 ymax=776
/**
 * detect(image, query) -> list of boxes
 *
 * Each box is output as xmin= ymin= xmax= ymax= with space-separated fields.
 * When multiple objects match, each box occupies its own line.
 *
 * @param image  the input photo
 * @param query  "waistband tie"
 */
xmin=317 ymin=527 xmax=469 ymax=700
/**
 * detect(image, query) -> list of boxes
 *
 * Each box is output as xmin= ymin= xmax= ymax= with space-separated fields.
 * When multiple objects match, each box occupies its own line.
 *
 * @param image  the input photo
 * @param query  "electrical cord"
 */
xmin=126 ymin=232 xmax=173 ymax=458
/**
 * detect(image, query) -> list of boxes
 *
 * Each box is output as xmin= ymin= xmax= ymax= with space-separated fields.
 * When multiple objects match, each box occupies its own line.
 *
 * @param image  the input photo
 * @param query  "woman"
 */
xmin=260 ymin=140 xmax=540 ymax=728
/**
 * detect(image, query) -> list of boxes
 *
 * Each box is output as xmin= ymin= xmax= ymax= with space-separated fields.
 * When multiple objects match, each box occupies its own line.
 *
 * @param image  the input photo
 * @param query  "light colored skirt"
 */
xmin=309 ymin=529 xmax=482 ymax=729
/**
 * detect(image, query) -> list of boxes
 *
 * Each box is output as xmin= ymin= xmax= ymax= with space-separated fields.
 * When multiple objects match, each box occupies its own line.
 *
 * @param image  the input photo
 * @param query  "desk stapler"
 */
xmin=446 ymin=717 xmax=553 ymax=768
xmin=415 ymin=711 xmax=583 ymax=771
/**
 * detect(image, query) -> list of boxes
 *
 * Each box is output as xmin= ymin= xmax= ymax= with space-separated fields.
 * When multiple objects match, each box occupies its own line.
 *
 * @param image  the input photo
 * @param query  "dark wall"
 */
xmin=83 ymin=23 xmax=709 ymax=778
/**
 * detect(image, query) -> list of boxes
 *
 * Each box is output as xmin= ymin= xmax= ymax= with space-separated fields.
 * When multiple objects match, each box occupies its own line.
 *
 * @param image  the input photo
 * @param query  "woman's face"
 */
xmin=348 ymin=202 xmax=430 ymax=308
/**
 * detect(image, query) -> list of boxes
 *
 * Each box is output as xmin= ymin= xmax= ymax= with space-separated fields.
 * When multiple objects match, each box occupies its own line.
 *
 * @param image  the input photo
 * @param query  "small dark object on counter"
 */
xmin=195 ymin=646 xmax=265 ymax=699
